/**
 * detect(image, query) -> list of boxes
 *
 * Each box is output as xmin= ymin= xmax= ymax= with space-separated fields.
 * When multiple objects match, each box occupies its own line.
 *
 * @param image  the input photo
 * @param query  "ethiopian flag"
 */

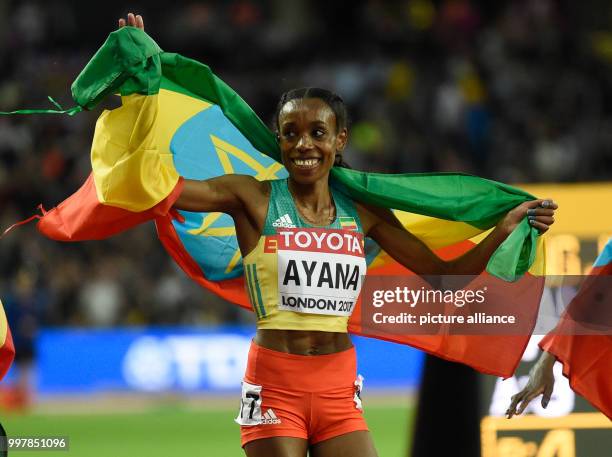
xmin=6 ymin=27 xmax=547 ymax=378
xmin=0 ymin=300 xmax=15 ymax=380
xmin=539 ymin=238 xmax=612 ymax=419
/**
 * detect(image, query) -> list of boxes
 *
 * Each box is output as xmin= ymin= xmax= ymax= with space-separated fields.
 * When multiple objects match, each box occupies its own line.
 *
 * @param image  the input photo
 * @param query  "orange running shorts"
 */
xmin=236 ymin=341 xmax=367 ymax=447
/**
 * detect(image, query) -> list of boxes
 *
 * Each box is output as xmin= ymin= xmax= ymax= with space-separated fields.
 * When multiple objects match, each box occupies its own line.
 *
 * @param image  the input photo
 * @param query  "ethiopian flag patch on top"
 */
xmin=339 ymin=216 xmax=357 ymax=231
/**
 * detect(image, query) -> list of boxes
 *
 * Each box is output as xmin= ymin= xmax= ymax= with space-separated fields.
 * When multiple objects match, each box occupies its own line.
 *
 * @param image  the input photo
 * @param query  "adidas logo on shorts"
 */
xmin=272 ymin=214 xmax=295 ymax=228
xmin=261 ymin=409 xmax=282 ymax=425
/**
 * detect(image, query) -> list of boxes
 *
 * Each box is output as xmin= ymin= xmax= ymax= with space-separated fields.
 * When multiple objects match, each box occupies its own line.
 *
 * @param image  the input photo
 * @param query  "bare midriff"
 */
xmin=254 ymin=329 xmax=353 ymax=355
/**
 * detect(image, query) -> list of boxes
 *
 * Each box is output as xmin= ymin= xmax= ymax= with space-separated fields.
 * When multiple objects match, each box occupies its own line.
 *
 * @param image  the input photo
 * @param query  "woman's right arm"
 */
xmin=174 ymin=175 xmax=262 ymax=215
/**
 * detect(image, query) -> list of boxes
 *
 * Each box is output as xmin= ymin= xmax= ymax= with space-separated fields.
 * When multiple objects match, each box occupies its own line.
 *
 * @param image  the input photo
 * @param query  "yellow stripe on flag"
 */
xmin=368 ymin=211 xmax=545 ymax=275
xmin=395 ymin=211 xmax=484 ymax=249
xmin=92 ymin=90 xmax=211 ymax=212
xmin=529 ymin=237 xmax=546 ymax=276
xmin=0 ymin=299 xmax=7 ymax=348
xmin=368 ymin=212 xmax=483 ymax=269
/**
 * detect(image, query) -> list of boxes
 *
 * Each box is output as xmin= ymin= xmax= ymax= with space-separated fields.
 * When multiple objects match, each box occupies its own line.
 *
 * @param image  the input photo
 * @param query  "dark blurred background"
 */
xmin=2 ymin=0 xmax=612 ymax=330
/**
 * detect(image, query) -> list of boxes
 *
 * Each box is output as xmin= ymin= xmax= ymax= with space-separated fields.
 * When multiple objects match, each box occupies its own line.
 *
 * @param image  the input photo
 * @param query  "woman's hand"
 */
xmin=497 ymin=199 xmax=558 ymax=236
xmin=118 ymin=12 xmax=144 ymax=30
xmin=506 ymin=351 xmax=556 ymax=418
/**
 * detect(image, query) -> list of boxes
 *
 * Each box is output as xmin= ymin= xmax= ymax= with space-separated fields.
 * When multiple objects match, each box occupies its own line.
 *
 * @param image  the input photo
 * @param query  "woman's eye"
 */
xmin=282 ymin=131 xmax=296 ymax=139
xmin=313 ymin=129 xmax=326 ymax=138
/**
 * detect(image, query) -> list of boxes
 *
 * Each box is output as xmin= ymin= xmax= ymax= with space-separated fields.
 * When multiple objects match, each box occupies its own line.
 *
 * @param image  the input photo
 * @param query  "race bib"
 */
xmin=235 ymin=381 xmax=263 ymax=426
xmin=276 ymin=228 xmax=366 ymax=316
xmin=354 ymin=374 xmax=364 ymax=410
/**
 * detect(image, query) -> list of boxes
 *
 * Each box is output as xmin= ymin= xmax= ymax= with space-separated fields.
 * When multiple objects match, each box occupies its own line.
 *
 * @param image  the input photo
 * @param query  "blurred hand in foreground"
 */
xmin=506 ymin=351 xmax=556 ymax=418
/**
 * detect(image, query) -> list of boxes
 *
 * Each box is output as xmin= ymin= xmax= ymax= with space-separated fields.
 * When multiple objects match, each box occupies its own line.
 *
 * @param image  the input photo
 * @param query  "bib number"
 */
xmin=354 ymin=374 xmax=364 ymax=410
xmin=276 ymin=228 xmax=366 ymax=317
xmin=235 ymin=381 xmax=263 ymax=426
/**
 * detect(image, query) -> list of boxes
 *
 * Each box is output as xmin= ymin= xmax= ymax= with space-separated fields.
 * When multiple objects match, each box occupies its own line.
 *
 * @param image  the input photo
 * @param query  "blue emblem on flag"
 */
xmin=169 ymin=105 xmax=287 ymax=281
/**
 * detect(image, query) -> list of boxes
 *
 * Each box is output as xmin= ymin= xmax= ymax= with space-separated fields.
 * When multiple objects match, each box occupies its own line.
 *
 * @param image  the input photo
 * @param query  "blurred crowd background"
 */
xmin=1 ymin=0 xmax=612 ymax=349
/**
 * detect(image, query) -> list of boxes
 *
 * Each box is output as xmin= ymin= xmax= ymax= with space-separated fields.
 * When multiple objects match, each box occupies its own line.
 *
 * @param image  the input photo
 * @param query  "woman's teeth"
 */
xmin=293 ymin=158 xmax=320 ymax=168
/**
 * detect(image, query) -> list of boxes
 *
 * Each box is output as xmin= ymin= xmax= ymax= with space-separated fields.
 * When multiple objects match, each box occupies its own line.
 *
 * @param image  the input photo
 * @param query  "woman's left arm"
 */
xmin=358 ymin=199 xmax=557 ymax=275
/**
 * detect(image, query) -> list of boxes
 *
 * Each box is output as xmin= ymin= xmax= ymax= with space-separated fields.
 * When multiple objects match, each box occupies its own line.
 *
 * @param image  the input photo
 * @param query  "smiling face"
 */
xmin=277 ymin=98 xmax=347 ymax=185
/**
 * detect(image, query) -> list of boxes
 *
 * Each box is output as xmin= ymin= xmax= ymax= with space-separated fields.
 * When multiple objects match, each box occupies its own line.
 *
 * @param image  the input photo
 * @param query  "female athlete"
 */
xmin=120 ymin=13 xmax=557 ymax=457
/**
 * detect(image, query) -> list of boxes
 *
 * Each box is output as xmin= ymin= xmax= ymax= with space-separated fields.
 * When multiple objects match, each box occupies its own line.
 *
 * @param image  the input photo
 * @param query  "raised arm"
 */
xmin=174 ymin=175 xmax=270 ymax=256
xmin=358 ymin=199 xmax=557 ymax=276
xmin=175 ymin=175 xmax=266 ymax=215
xmin=115 ymin=13 xmax=270 ymax=254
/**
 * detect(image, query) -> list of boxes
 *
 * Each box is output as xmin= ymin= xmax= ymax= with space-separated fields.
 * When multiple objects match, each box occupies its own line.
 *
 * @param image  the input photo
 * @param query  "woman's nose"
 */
xmin=296 ymin=134 xmax=313 ymax=150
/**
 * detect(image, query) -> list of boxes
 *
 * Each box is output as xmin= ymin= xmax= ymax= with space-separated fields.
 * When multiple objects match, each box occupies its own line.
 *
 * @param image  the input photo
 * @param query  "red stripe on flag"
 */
xmin=0 ymin=326 xmax=15 ymax=380
xmin=37 ymin=175 xmax=184 ymax=241
xmin=349 ymin=271 xmax=543 ymax=378
xmin=539 ymin=262 xmax=612 ymax=420
xmin=354 ymin=240 xmax=544 ymax=377
xmin=541 ymin=334 xmax=612 ymax=420
xmin=155 ymin=214 xmax=253 ymax=310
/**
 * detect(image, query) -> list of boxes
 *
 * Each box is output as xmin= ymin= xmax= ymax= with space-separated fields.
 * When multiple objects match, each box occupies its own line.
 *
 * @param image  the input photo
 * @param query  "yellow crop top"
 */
xmin=242 ymin=179 xmax=367 ymax=332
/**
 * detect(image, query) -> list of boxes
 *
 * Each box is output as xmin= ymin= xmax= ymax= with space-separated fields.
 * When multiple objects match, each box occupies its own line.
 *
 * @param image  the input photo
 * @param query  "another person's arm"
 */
xmin=506 ymin=351 xmax=556 ymax=418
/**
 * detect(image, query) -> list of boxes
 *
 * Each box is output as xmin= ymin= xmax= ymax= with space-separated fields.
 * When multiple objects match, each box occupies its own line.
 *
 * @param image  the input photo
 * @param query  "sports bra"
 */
xmin=242 ymin=179 xmax=367 ymax=332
